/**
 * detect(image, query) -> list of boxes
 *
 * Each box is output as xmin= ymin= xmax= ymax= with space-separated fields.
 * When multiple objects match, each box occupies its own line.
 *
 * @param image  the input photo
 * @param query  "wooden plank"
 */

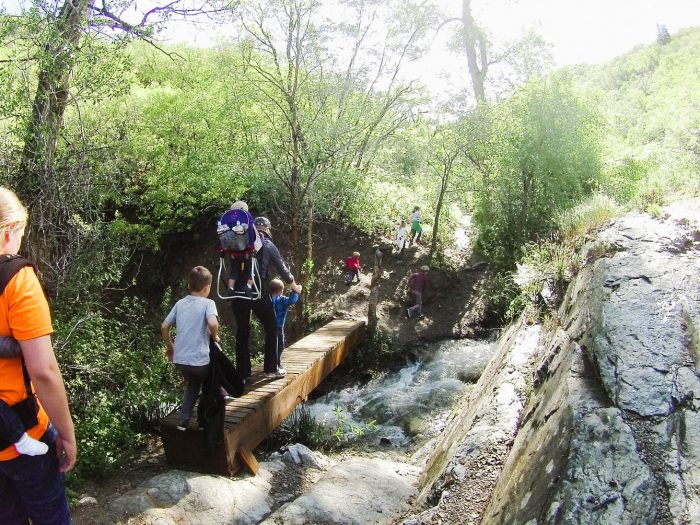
xmin=237 ymin=446 xmax=259 ymax=475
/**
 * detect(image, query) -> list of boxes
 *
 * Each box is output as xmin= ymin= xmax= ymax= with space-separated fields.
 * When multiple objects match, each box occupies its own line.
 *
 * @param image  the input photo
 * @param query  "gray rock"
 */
xmin=479 ymin=209 xmax=700 ymax=524
xmin=281 ymin=443 xmax=334 ymax=470
xmin=261 ymin=458 xmax=419 ymax=525
xmin=587 ymin=213 xmax=700 ymax=417
xmin=111 ymin=468 xmax=275 ymax=524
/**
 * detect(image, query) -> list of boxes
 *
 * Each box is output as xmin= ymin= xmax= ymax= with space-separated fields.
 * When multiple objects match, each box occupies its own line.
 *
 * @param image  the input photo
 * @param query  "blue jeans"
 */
xmin=0 ymin=426 xmax=72 ymax=525
xmin=276 ymin=326 xmax=286 ymax=367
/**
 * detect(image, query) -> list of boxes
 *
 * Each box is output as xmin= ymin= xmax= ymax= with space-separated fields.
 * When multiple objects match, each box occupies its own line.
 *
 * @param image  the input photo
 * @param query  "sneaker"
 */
xmin=406 ymin=308 xmax=411 ymax=319
xmin=264 ymin=370 xmax=286 ymax=379
xmin=277 ymin=367 xmax=286 ymax=375
xmin=176 ymin=425 xmax=187 ymax=431
xmin=242 ymin=284 xmax=253 ymax=298
xmin=226 ymin=287 xmax=236 ymax=296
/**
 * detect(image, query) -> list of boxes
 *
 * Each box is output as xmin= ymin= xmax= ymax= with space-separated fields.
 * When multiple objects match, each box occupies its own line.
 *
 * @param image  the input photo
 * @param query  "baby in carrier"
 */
xmin=0 ymin=335 xmax=48 ymax=456
xmin=217 ymin=201 xmax=260 ymax=297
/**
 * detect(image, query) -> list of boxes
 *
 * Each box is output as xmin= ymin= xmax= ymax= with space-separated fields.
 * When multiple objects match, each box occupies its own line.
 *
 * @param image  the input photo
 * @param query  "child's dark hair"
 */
xmin=188 ymin=266 xmax=212 ymax=292
xmin=269 ymin=278 xmax=284 ymax=295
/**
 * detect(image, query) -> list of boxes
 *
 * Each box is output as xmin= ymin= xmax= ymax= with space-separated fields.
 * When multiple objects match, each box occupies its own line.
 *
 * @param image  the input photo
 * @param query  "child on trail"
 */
xmin=409 ymin=206 xmax=423 ymax=246
xmin=269 ymin=278 xmax=302 ymax=375
xmin=396 ymin=220 xmax=407 ymax=258
xmin=0 ymin=336 xmax=49 ymax=456
xmin=161 ymin=266 xmax=219 ymax=431
xmin=217 ymin=201 xmax=258 ymax=297
xmin=406 ymin=265 xmax=430 ymax=319
xmin=344 ymin=252 xmax=362 ymax=285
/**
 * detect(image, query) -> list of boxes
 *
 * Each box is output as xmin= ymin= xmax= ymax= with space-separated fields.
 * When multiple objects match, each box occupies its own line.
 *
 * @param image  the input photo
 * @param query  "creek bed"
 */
xmin=307 ymin=338 xmax=497 ymax=449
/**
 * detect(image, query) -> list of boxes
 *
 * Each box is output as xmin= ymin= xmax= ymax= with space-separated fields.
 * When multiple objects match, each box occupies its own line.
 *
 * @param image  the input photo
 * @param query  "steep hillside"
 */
xmin=153 ymin=215 xmax=495 ymax=356
xmin=567 ymin=27 xmax=700 ymax=191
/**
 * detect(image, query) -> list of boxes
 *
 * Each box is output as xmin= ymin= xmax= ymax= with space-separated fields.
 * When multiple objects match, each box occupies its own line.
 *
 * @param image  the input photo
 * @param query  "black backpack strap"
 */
xmin=0 ymin=255 xmax=41 ymax=448
xmin=0 ymin=255 xmax=36 ymax=293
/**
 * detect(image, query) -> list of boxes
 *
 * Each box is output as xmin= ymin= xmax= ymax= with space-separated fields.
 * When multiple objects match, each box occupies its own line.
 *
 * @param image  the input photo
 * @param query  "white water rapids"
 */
xmin=307 ymin=337 xmax=496 ymax=447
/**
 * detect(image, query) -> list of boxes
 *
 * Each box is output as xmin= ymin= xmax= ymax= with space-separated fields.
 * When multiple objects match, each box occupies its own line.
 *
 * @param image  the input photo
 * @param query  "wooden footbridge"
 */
xmin=161 ymin=319 xmax=365 ymax=476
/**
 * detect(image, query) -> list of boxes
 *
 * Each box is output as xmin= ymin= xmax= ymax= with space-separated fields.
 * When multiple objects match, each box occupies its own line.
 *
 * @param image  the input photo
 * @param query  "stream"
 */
xmin=307 ymin=337 xmax=497 ymax=448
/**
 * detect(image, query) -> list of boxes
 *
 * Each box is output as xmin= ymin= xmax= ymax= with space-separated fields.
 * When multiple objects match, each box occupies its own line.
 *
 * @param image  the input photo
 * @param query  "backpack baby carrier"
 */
xmin=216 ymin=209 xmax=263 ymax=300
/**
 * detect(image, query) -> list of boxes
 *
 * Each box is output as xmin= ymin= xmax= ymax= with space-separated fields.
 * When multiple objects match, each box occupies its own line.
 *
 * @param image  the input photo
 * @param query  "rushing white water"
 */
xmin=307 ymin=338 xmax=496 ymax=447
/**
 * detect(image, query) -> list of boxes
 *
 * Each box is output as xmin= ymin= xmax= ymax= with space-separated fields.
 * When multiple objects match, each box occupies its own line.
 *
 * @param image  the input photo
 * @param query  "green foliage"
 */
xmin=572 ymin=27 xmax=700 ymax=202
xmin=351 ymin=327 xmax=403 ymax=371
xmin=267 ymin=403 xmax=377 ymax=452
xmin=266 ymin=405 xmax=328 ymax=451
xmin=326 ymin=406 xmax=377 ymax=447
xmin=598 ymin=158 xmax=653 ymax=204
xmin=507 ymin=194 xmax=622 ymax=320
xmin=479 ymin=271 xmax=524 ymax=324
xmin=472 ymin=76 xmax=603 ymax=268
xmin=54 ymin=296 xmax=178 ymax=478
xmin=556 ymin=194 xmax=622 ymax=241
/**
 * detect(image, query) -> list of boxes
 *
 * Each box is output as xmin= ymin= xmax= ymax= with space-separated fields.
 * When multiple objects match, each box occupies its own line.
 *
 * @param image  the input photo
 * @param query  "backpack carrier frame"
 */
xmin=216 ymin=208 xmax=263 ymax=301
xmin=216 ymin=252 xmax=262 ymax=301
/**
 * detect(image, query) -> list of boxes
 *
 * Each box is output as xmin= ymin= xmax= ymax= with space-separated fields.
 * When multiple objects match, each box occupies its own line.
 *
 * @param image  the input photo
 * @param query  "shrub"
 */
xmin=556 ymin=194 xmax=622 ymax=241
xmin=54 ymin=296 xmax=179 ymax=479
xmin=472 ymin=76 xmax=603 ymax=269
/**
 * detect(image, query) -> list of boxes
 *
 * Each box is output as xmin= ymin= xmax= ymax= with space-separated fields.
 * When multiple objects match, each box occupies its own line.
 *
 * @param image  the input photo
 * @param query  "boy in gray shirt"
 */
xmin=161 ymin=266 xmax=219 ymax=430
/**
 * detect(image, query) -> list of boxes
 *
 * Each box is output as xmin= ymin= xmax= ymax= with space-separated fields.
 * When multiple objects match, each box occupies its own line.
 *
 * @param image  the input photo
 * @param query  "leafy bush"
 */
xmin=598 ymin=158 xmax=653 ymax=204
xmin=54 ymin=296 xmax=179 ymax=479
xmin=351 ymin=328 xmax=403 ymax=371
xmin=472 ymin=76 xmax=603 ymax=269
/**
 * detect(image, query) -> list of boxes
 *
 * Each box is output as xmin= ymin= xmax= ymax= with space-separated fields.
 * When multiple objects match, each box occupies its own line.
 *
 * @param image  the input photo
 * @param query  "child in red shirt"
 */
xmin=344 ymin=252 xmax=362 ymax=285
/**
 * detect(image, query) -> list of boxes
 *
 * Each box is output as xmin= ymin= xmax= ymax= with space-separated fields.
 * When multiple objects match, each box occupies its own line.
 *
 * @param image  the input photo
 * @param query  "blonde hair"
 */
xmin=269 ymin=278 xmax=284 ymax=294
xmin=352 ymin=251 xmax=360 ymax=258
xmin=230 ymin=201 xmax=249 ymax=211
xmin=0 ymin=188 xmax=28 ymax=232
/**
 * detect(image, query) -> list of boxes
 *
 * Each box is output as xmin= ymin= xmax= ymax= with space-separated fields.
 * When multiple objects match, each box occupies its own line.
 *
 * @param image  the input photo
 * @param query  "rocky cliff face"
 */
xmin=417 ymin=202 xmax=700 ymax=525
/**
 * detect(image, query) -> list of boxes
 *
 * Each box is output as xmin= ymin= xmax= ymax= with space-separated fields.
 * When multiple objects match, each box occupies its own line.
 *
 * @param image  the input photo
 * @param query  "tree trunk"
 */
xmin=461 ymin=0 xmax=486 ymax=102
xmin=300 ymin=205 xmax=314 ymax=331
xmin=429 ymin=156 xmax=454 ymax=264
xmin=367 ymin=246 xmax=383 ymax=335
xmin=18 ymin=0 xmax=91 ymax=278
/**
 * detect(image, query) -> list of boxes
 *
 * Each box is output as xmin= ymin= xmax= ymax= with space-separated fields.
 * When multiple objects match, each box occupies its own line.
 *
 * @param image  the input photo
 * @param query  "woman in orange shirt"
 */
xmin=0 ymin=187 xmax=76 ymax=525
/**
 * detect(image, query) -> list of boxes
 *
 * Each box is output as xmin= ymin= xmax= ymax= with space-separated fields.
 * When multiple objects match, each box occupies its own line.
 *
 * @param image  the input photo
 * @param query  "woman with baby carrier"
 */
xmin=229 ymin=213 xmax=301 ymax=381
xmin=0 ymin=187 xmax=76 ymax=525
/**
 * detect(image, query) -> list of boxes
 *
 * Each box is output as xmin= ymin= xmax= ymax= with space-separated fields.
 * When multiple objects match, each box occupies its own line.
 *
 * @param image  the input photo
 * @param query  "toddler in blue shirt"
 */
xmin=269 ymin=278 xmax=302 ymax=374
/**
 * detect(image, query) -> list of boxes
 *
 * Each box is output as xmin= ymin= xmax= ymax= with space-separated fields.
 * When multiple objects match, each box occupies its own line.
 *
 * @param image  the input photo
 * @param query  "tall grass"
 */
xmin=556 ymin=194 xmax=622 ymax=241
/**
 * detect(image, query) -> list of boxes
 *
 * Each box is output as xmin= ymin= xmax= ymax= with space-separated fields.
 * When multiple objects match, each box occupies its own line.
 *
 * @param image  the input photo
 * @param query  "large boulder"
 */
xmin=261 ymin=458 xmax=419 ymax=525
xmin=481 ymin=208 xmax=700 ymax=524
